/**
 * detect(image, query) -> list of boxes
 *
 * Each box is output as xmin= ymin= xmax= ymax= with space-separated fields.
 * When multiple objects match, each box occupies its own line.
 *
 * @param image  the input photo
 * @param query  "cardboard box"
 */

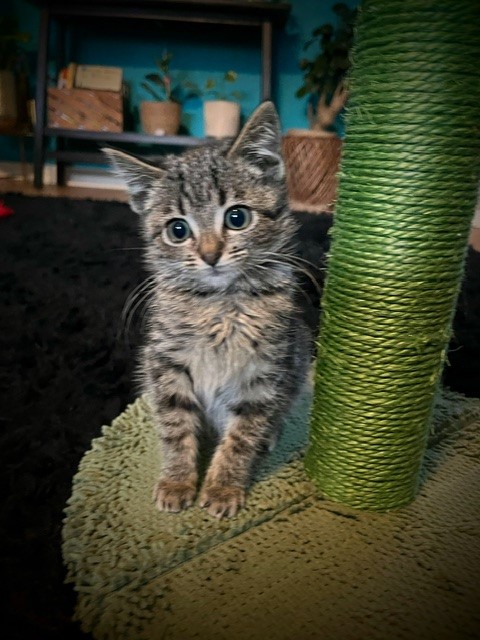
xmin=75 ymin=65 xmax=123 ymax=92
xmin=47 ymin=88 xmax=123 ymax=132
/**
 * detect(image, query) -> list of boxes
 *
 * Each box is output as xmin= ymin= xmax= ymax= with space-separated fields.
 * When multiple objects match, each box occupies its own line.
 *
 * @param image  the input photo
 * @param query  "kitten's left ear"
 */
xmin=227 ymin=101 xmax=284 ymax=180
xmin=102 ymin=148 xmax=165 ymax=214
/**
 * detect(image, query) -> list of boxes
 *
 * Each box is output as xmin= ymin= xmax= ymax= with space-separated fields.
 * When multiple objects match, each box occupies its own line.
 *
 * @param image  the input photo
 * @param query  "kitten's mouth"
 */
xmin=198 ymin=264 xmax=237 ymax=287
xmin=200 ymin=262 xmax=226 ymax=275
xmin=208 ymin=267 xmax=230 ymax=281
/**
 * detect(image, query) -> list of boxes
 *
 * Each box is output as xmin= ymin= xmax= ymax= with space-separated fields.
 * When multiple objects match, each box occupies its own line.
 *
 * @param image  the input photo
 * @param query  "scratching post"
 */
xmin=305 ymin=0 xmax=480 ymax=510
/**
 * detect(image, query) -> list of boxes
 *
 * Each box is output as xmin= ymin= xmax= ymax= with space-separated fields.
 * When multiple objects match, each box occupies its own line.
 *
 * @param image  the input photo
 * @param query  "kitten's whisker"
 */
xmin=252 ymin=263 xmax=314 ymax=306
xmin=138 ymin=301 xmax=152 ymax=336
xmin=265 ymin=250 xmax=326 ymax=273
xmin=236 ymin=266 xmax=261 ymax=295
xmin=228 ymin=247 xmax=247 ymax=258
xmin=260 ymin=257 xmax=323 ymax=295
xmin=120 ymin=275 xmax=156 ymax=346
xmin=289 ymin=256 xmax=326 ymax=273
xmin=270 ymin=254 xmax=324 ymax=291
xmin=121 ymin=276 xmax=156 ymax=325
xmin=124 ymin=288 xmax=155 ymax=346
xmin=110 ymin=247 xmax=145 ymax=252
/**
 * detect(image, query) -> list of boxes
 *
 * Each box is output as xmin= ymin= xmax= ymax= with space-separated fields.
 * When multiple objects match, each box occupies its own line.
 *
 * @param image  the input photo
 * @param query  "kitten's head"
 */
xmin=104 ymin=101 xmax=296 ymax=293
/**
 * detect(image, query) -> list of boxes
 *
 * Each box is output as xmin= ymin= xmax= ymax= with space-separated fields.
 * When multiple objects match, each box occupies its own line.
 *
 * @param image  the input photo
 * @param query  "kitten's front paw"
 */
xmin=199 ymin=485 xmax=246 ymax=519
xmin=153 ymin=479 xmax=196 ymax=513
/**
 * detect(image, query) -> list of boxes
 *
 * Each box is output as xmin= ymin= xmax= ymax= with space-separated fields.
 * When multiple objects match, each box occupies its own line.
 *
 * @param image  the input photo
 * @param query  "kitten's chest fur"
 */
xmin=188 ymin=313 xmax=259 ymax=431
xmin=155 ymin=292 xmax=291 ymax=431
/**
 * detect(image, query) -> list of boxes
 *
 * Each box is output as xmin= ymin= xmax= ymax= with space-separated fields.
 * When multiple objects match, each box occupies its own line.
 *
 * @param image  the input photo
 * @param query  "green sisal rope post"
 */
xmin=305 ymin=0 xmax=480 ymax=510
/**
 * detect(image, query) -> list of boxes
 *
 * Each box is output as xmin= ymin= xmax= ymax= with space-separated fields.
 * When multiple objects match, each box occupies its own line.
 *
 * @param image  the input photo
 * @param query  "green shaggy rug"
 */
xmin=63 ymin=390 xmax=480 ymax=640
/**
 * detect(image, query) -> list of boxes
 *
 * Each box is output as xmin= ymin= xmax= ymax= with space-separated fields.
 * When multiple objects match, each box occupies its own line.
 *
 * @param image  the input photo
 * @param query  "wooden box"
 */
xmin=47 ymin=88 xmax=123 ymax=132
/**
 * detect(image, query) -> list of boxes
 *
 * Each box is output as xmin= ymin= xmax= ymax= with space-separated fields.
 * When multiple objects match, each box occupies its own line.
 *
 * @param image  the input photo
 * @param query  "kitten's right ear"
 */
xmin=227 ymin=101 xmax=284 ymax=180
xmin=102 ymin=148 xmax=165 ymax=214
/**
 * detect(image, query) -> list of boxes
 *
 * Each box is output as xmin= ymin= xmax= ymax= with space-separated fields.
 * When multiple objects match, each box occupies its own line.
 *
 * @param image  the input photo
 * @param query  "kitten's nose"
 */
xmin=200 ymin=249 xmax=222 ymax=266
xmin=199 ymin=235 xmax=223 ymax=266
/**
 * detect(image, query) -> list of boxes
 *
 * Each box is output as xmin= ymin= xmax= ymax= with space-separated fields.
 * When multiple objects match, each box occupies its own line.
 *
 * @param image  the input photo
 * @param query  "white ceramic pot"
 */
xmin=204 ymin=100 xmax=240 ymax=138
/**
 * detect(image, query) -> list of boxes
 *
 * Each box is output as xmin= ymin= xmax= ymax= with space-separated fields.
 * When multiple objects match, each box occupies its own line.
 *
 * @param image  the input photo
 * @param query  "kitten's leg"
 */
xmin=148 ymin=360 xmax=202 ymax=513
xmin=199 ymin=407 xmax=276 ymax=519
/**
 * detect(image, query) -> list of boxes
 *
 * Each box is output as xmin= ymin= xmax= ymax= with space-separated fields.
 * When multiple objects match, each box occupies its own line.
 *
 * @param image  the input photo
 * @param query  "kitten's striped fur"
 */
xmin=105 ymin=102 xmax=313 ymax=518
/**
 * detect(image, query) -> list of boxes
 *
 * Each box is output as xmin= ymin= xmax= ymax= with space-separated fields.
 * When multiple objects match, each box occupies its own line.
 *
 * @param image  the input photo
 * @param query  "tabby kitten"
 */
xmin=105 ymin=102 xmax=313 ymax=519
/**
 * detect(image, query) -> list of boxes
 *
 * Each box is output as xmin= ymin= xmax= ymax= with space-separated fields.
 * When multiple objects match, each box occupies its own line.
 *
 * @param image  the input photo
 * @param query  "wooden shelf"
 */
xmin=45 ymin=129 xmax=205 ymax=165
xmin=44 ymin=127 xmax=204 ymax=146
xmin=46 ymin=150 xmax=187 ymax=164
xmin=31 ymin=1 xmax=291 ymax=25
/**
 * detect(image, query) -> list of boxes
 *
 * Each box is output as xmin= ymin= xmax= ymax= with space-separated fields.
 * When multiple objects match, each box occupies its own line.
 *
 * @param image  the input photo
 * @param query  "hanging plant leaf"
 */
xmin=296 ymin=86 xmax=310 ymax=98
xmin=295 ymin=3 xmax=357 ymax=131
xmin=224 ymin=70 xmax=237 ymax=83
xmin=141 ymin=81 xmax=163 ymax=101
xmin=145 ymin=73 xmax=164 ymax=87
xmin=313 ymin=23 xmax=333 ymax=37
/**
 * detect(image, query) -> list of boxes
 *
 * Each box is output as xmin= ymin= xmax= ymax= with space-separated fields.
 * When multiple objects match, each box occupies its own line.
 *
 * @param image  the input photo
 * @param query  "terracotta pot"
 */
xmin=282 ymin=128 xmax=343 ymax=213
xmin=204 ymin=100 xmax=240 ymax=138
xmin=0 ymin=70 xmax=18 ymax=131
xmin=140 ymin=100 xmax=181 ymax=136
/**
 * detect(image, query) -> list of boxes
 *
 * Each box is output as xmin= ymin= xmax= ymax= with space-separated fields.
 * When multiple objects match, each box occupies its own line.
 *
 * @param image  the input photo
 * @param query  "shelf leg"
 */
xmin=261 ymin=21 xmax=273 ymax=101
xmin=56 ymin=17 xmax=67 ymax=186
xmin=56 ymin=141 xmax=67 ymax=187
xmin=33 ymin=8 xmax=50 ymax=189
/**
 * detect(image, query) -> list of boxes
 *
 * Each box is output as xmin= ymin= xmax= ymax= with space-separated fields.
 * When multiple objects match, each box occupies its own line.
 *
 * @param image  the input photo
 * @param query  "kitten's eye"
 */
xmin=166 ymin=219 xmax=191 ymax=243
xmin=224 ymin=206 xmax=252 ymax=231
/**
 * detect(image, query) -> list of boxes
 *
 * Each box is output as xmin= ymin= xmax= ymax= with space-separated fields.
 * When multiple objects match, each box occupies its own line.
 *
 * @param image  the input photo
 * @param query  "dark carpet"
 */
xmin=0 ymin=193 xmax=478 ymax=640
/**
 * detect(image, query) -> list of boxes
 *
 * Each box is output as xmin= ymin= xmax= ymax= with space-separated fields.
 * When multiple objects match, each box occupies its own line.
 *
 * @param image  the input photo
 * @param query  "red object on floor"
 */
xmin=0 ymin=201 xmax=14 ymax=217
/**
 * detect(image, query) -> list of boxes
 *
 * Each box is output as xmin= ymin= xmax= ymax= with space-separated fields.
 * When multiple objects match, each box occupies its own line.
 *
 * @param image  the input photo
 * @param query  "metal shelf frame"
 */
xmin=32 ymin=0 xmax=291 ymax=188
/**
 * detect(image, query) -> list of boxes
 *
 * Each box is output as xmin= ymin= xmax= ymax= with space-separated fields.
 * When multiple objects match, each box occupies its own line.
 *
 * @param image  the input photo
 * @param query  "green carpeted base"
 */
xmin=63 ymin=390 xmax=480 ymax=640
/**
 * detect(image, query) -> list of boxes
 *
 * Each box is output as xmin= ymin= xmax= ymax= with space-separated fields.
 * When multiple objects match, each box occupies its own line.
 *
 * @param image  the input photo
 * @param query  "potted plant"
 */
xmin=283 ymin=2 xmax=357 ymax=212
xmin=296 ymin=2 xmax=356 ymax=133
xmin=186 ymin=71 xmax=243 ymax=138
xmin=203 ymin=71 xmax=243 ymax=138
xmin=140 ymin=51 xmax=184 ymax=136
xmin=0 ymin=15 xmax=30 ymax=132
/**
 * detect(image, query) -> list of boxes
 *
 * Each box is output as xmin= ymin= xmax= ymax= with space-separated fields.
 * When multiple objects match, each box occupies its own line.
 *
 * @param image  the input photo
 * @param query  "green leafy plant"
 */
xmin=186 ymin=71 xmax=243 ymax=102
xmin=0 ymin=15 xmax=30 ymax=70
xmin=296 ymin=3 xmax=357 ymax=132
xmin=141 ymin=51 xmax=187 ymax=103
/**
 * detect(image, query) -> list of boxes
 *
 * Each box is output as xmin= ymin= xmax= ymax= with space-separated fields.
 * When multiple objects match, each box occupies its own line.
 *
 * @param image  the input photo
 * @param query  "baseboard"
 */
xmin=0 ymin=161 xmax=126 ymax=190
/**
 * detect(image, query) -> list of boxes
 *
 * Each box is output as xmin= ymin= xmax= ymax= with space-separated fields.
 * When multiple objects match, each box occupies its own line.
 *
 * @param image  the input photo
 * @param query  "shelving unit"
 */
xmin=31 ymin=0 xmax=291 ymax=188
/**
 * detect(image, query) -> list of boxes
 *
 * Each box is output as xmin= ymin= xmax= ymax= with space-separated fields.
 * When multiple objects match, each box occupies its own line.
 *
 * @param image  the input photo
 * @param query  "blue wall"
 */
xmin=0 ymin=0 xmax=357 ymax=162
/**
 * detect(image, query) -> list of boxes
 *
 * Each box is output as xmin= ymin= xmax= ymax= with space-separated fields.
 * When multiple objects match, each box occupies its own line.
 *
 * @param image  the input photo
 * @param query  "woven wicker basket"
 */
xmin=282 ymin=129 xmax=342 ymax=213
xmin=140 ymin=100 xmax=181 ymax=136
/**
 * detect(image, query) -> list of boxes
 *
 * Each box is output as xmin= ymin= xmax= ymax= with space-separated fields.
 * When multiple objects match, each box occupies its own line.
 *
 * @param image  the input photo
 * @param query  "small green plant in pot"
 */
xmin=187 ymin=71 xmax=243 ymax=138
xmin=140 ymin=51 xmax=185 ymax=136
xmin=296 ymin=2 xmax=357 ymax=133
xmin=200 ymin=71 xmax=242 ymax=102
